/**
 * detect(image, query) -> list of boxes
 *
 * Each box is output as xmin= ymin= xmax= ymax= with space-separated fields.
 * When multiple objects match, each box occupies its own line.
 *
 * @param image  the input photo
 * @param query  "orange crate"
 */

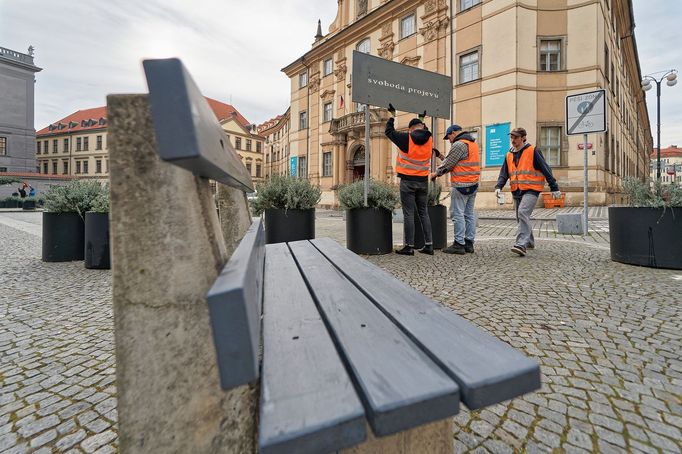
xmin=541 ymin=192 xmax=565 ymax=208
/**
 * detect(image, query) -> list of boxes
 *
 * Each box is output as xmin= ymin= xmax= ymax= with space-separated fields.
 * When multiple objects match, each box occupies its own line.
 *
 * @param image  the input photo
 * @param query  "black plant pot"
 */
xmin=22 ymin=200 xmax=36 ymax=210
xmin=413 ymin=205 xmax=448 ymax=250
xmin=0 ymin=201 xmax=5 ymax=208
xmin=42 ymin=212 xmax=85 ymax=262
xmin=264 ymin=208 xmax=315 ymax=244
xmin=85 ymin=212 xmax=110 ymax=269
xmin=6 ymin=200 xmax=18 ymax=208
xmin=609 ymin=207 xmax=682 ymax=270
xmin=346 ymin=207 xmax=393 ymax=255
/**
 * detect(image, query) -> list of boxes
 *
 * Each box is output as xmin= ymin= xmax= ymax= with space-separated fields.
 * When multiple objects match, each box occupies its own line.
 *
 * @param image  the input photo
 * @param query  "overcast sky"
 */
xmin=1 ymin=0 xmax=680 ymax=147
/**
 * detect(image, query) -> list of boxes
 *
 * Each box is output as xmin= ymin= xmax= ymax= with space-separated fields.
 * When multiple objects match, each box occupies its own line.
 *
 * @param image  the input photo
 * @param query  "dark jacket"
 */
xmin=385 ymin=117 xmax=432 ymax=182
xmin=495 ymin=142 xmax=559 ymax=197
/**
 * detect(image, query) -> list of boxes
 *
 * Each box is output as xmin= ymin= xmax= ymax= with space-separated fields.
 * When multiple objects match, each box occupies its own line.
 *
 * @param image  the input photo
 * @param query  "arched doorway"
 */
xmin=352 ymin=146 xmax=365 ymax=181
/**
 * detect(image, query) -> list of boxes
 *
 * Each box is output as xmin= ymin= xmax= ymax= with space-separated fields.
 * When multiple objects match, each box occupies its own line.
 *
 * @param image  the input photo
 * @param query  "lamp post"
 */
xmin=641 ymin=69 xmax=677 ymax=183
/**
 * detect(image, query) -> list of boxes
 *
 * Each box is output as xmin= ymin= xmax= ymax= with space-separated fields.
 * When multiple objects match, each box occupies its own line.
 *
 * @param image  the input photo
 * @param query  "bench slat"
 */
xmin=311 ymin=237 xmax=541 ymax=410
xmin=259 ymin=243 xmax=366 ymax=454
xmin=288 ymin=240 xmax=460 ymax=437
xmin=206 ymin=218 xmax=264 ymax=390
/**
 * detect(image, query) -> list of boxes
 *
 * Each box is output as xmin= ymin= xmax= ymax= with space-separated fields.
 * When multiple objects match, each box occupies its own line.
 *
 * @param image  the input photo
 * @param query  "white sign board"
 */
xmin=565 ymin=89 xmax=607 ymax=135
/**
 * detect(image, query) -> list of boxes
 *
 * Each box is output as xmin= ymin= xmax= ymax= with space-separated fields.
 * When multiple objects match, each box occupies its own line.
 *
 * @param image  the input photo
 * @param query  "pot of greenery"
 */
xmin=85 ymin=185 xmax=110 ymax=269
xmin=42 ymin=180 xmax=103 ymax=262
xmin=251 ymin=175 xmax=321 ymax=244
xmin=413 ymin=183 xmax=448 ymax=250
xmin=338 ymin=179 xmax=398 ymax=255
xmin=609 ymin=178 xmax=682 ymax=270
xmin=5 ymin=196 xmax=21 ymax=209
xmin=22 ymin=197 xmax=37 ymax=210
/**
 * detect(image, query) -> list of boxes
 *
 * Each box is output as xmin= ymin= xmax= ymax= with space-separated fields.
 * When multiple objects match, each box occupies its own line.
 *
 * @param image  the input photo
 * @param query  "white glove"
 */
xmin=495 ymin=188 xmax=502 ymax=199
xmin=552 ymin=191 xmax=562 ymax=199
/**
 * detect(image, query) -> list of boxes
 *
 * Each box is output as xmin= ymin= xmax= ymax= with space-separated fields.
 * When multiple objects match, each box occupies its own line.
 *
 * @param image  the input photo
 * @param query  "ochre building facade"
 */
xmin=282 ymin=0 xmax=652 ymax=207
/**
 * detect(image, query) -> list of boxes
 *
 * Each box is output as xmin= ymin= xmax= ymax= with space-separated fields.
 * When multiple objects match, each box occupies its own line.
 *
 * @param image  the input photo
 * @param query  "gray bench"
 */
xmin=143 ymin=58 xmax=541 ymax=454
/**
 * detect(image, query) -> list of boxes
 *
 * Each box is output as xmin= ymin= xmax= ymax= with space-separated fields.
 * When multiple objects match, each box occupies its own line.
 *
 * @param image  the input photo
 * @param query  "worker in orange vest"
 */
xmin=385 ymin=104 xmax=435 ymax=255
xmin=495 ymin=127 xmax=561 ymax=256
xmin=430 ymin=124 xmax=481 ymax=254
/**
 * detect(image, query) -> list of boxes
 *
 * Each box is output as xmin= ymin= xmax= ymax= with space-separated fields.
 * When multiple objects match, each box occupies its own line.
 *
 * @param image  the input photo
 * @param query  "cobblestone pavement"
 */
xmin=2 ymin=211 xmax=681 ymax=453
xmin=1 ymin=213 xmax=116 ymax=454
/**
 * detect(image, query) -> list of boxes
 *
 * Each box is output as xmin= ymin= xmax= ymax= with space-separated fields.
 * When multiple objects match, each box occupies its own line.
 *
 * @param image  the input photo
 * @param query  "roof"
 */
xmin=37 ymin=98 xmax=250 ymax=136
xmin=651 ymin=146 xmax=682 ymax=158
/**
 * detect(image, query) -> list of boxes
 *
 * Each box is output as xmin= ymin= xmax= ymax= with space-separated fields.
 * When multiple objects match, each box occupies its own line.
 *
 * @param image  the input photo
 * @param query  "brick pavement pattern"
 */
xmin=2 ymin=211 xmax=681 ymax=453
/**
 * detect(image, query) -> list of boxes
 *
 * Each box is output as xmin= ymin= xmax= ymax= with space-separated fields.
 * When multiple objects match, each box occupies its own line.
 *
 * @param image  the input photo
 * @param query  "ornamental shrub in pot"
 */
xmin=251 ymin=175 xmax=321 ymax=244
xmin=42 ymin=180 xmax=103 ymax=262
xmin=338 ymin=179 xmax=399 ymax=255
xmin=84 ymin=185 xmax=111 ymax=269
xmin=609 ymin=178 xmax=682 ymax=270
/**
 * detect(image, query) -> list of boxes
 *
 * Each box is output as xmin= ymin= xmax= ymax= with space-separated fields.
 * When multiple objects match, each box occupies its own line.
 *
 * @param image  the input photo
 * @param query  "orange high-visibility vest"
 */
xmin=450 ymin=139 xmax=481 ymax=186
xmin=507 ymin=145 xmax=546 ymax=192
xmin=395 ymin=135 xmax=432 ymax=177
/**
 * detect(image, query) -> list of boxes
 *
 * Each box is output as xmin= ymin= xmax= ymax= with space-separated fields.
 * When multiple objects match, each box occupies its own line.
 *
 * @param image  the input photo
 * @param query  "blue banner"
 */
xmin=485 ymin=123 xmax=510 ymax=167
xmin=289 ymin=156 xmax=298 ymax=177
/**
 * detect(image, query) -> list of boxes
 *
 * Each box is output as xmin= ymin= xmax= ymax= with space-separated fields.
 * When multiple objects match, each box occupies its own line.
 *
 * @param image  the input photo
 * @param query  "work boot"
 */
xmin=526 ymin=243 xmax=535 ymax=249
xmin=443 ymin=242 xmax=466 ymax=255
xmin=395 ymin=245 xmax=414 ymax=256
xmin=511 ymin=244 xmax=527 ymax=256
xmin=464 ymin=239 xmax=475 ymax=253
xmin=418 ymin=244 xmax=434 ymax=255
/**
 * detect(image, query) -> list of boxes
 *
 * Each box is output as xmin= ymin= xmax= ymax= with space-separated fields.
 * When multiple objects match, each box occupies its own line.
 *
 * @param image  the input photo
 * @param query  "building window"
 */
xmin=604 ymin=45 xmax=610 ymax=82
xmin=76 ymin=137 xmax=82 ymax=151
xmin=323 ymin=58 xmax=333 ymax=76
xmin=256 ymin=141 xmax=262 ymax=153
xmin=298 ymin=156 xmax=307 ymax=178
xmin=299 ymin=71 xmax=308 ymax=88
xmin=356 ymin=103 xmax=366 ymax=112
xmin=246 ymin=139 xmax=252 ymax=151
xmin=246 ymin=162 xmax=252 ymax=174
xmin=53 ymin=139 xmax=58 ymax=153
xmin=43 ymin=162 xmax=48 ymax=174
xmin=460 ymin=0 xmax=480 ymax=11
xmin=459 ymin=50 xmax=479 ymax=84
xmin=400 ymin=14 xmax=416 ymax=39
xmin=96 ymin=160 xmax=102 ymax=174
xmin=0 ymin=137 xmax=6 ymax=156
xmin=323 ymin=152 xmax=332 ymax=177
xmin=63 ymin=138 xmax=69 ymax=152
xmin=96 ymin=135 xmax=103 ymax=150
xmin=83 ymin=160 xmax=89 ymax=174
xmin=76 ymin=161 xmax=81 ymax=174
xmin=83 ymin=137 xmax=89 ymax=151
xmin=235 ymin=137 xmax=242 ymax=149
xmin=539 ymin=39 xmax=562 ymax=71
xmin=63 ymin=160 xmax=69 ymax=175
xmin=356 ymin=38 xmax=370 ymax=54
xmin=36 ymin=142 xmax=40 ymax=154
xmin=299 ymin=111 xmax=308 ymax=130
xmin=256 ymin=163 xmax=262 ymax=178
xmin=323 ymin=102 xmax=333 ymax=122
xmin=106 ymin=159 xmax=109 ymax=173
xmin=44 ymin=141 xmax=49 ymax=153
xmin=52 ymin=161 xmax=57 ymax=175
xmin=539 ymin=126 xmax=562 ymax=166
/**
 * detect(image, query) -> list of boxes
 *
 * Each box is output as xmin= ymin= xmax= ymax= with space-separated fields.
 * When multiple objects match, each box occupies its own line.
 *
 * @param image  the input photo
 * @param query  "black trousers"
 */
xmin=400 ymin=179 xmax=432 ymax=246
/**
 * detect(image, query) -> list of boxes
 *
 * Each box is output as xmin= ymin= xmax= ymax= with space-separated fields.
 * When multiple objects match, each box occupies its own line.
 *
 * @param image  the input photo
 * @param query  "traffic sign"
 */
xmin=565 ymin=89 xmax=607 ymax=135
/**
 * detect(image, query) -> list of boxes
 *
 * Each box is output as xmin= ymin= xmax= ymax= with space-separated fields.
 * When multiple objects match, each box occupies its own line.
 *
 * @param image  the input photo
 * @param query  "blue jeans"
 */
xmin=450 ymin=188 xmax=477 ymax=245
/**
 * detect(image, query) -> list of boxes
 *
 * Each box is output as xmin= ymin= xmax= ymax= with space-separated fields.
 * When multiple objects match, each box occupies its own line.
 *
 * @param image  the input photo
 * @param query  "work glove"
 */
xmin=432 ymin=148 xmax=442 ymax=159
xmin=388 ymin=103 xmax=396 ymax=117
xmin=495 ymin=188 xmax=502 ymax=199
xmin=418 ymin=110 xmax=427 ymax=121
xmin=552 ymin=191 xmax=562 ymax=199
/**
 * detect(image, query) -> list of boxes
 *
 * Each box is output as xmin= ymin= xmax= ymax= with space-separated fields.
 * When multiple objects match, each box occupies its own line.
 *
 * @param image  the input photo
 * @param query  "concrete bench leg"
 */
xmin=108 ymin=94 xmax=257 ymax=453
xmin=340 ymin=418 xmax=451 ymax=454
xmin=556 ymin=213 xmax=584 ymax=235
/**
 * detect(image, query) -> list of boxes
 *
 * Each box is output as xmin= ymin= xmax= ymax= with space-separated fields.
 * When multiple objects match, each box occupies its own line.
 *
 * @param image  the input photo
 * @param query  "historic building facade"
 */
xmin=257 ymin=108 xmax=291 ymax=179
xmin=650 ymin=146 xmax=682 ymax=185
xmin=0 ymin=46 xmax=42 ymax=173
xmin=36 ymin=98 xmax=265 ymax=183
xmin=282 ymin=0 xmax=652 ymax=207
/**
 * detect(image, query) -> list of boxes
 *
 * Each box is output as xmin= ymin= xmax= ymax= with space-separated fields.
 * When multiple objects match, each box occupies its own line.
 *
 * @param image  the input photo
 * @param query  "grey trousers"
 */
xmin=514 ymin=192 xmax=538 ymax=248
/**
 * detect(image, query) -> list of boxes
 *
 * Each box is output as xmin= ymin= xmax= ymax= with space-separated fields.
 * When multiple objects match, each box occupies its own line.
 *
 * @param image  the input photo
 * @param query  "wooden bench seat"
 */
xmin=206 ymin=221 xmax=541 ymax=454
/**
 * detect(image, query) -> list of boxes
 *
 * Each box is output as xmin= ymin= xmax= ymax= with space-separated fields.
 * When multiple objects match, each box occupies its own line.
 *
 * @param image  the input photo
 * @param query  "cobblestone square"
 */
xmin=1 ymin=210 xmax=681 ymax=453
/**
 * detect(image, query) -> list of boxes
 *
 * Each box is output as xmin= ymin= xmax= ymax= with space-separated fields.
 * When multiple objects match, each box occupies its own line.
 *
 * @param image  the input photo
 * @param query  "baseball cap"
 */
xmin=509 ymin=127 xmax=527 ymax=137
xmin=443 ymin=124 xmax=463 ymax=139
xmin=408 ymin=118 xmax=424 ymax=128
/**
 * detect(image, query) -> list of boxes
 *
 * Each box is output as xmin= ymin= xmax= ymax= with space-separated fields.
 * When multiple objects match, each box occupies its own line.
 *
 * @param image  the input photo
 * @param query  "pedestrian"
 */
xmin=430 ymin=124 xmax=480 ymax=254
xmin=17 ymin=185 xmax=27 ymax=198
xmin=28 ymin=185 xmax=36 ymax=197
xmin=495 ymin=127 xmax=561 ymax=256
xmin=385 ymin=103 xmax=435 ymax=255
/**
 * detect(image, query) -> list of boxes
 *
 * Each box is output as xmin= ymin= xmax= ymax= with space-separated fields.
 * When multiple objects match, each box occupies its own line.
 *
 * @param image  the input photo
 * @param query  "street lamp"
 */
xmin=641 ymin=69 xmax=678 ymax=183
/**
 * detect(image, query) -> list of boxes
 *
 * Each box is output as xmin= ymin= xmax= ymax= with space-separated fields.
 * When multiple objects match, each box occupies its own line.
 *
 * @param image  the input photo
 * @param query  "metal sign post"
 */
xmin=364 ymin=105 xmax=370 ymax=207
xmin=565 ymin=89 xmax=607 ymax=236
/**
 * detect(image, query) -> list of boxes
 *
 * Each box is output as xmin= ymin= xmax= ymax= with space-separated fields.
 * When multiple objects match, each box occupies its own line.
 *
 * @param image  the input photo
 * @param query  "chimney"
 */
xmin=315 ymin=20 xmax=323 ymax=42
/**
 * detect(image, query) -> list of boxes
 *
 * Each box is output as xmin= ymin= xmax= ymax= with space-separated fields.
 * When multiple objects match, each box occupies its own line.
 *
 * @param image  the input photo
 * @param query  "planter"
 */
xmin=5 ymin=199 xmax=19 ymax=208
xmin=609 ymin=206 xmax=682 ymax=270
xmin=85 ymin=212 xmax=111 ymax=269
xmin=22 ymin=200 xmax=36 ymax=210
xmin=346 ymin=207 xmax=393 ymax=255
xmin=264 ymin=208 xmax=315 ymax=244
xmin=0 ymin=201 xmax=5 ymax=208
xmin=413 ymin=205 xmax=448 ymax=250
xmin=42 ymin=212 xmax=85 ymax=262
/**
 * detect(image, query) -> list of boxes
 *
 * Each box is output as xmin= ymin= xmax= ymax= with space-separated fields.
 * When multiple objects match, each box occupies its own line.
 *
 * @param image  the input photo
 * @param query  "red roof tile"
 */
xmin=37 ymin=98 xmax=251 ymax=136
xmin=651 ymin=146 xmax=682 ymax=158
